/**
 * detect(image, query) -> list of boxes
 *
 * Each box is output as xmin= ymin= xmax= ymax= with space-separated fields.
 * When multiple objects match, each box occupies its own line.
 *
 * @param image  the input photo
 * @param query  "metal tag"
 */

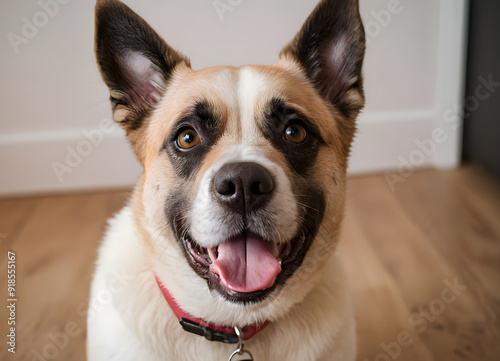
xmin=228 ymin=349 xmax=254 ymax=361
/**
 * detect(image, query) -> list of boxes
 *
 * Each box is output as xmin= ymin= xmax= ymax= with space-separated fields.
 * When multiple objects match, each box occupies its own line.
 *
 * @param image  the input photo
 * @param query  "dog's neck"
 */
xmin=155 ymin=274 xmax=269 ymax=344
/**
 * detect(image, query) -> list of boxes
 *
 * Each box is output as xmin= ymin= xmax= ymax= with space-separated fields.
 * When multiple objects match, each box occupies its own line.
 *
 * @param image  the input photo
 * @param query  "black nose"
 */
xmin=213 ymin=162 xmax=274 ymax=214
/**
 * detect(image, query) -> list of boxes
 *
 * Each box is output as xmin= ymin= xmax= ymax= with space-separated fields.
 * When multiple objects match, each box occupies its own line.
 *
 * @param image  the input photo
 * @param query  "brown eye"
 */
xmin=177 ymin=128 xmax=200 ymax=149
xmin=284 ymin=123 xmax=307 ymax=143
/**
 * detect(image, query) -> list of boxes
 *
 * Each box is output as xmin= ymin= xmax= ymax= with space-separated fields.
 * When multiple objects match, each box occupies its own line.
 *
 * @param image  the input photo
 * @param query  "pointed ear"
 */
xmin=94 ymin=0 xmax=189 ymax=132
xmin=280 ymin=0 xmax=365 ymax=121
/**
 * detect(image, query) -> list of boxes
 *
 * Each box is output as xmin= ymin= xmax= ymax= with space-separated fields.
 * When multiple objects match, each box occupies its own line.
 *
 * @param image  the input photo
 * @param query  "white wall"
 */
xmin=0 ymin=0 xmax=468 ymax=196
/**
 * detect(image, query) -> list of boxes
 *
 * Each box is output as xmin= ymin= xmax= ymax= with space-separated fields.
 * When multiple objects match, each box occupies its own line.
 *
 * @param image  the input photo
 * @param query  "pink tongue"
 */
xmin=209 ymin=234 xmax=281 ymax=293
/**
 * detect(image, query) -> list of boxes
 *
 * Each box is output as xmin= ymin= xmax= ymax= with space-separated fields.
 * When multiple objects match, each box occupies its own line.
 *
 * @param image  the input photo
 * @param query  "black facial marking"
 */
xmin=278 ymin=181 xmax=326 ymax=284
xmin=164 ymin=186 xmax=204 ymax=273
xmin=163 ymin=101 xmax=224 ymax=179
xmin=261 ymin=98 xmax=324 ymax=176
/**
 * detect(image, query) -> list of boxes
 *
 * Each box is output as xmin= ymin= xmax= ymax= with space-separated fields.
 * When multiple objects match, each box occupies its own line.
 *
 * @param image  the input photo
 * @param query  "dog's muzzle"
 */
xmin=176 ymin=160 xmax=314 ymax=303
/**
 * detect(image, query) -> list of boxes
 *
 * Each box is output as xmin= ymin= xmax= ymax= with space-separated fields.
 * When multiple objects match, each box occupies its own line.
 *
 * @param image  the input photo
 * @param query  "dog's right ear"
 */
xmin=95 ymin=0 xmax=189 ymax=133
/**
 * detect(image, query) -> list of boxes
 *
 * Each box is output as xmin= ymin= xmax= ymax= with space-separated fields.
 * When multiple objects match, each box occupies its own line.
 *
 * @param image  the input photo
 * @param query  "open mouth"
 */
xmin=182 ymin=231 xmax=305 ymax=302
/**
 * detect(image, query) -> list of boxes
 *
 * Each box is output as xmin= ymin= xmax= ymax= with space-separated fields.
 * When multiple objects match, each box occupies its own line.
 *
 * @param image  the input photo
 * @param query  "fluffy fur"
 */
xmin=88 ymin=0 xmax=365 ymax=360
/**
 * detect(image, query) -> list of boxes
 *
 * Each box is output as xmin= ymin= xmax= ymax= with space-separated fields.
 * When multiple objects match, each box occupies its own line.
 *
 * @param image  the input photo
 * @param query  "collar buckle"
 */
xmin=179 ymin=318 xmax=239 ymax=344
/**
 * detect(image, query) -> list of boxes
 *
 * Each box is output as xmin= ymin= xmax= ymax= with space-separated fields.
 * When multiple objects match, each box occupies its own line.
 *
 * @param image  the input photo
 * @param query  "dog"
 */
xmin=87 ymin=0 xmax=365 ymax=360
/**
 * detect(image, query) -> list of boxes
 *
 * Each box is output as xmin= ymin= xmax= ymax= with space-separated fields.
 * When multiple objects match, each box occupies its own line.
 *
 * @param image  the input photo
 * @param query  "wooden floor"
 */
xmin=1 ymin=164 xmax=499 ymax=360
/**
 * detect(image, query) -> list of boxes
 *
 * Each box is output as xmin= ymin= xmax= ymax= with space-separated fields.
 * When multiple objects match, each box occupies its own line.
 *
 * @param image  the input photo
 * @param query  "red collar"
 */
xmin=155 ymin=274 xmax=268 ymax=344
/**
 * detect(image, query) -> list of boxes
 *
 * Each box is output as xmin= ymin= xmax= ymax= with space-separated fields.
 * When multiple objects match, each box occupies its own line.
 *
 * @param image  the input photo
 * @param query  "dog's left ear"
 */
xmin=280 ymin=0 xmax=365 ymax=123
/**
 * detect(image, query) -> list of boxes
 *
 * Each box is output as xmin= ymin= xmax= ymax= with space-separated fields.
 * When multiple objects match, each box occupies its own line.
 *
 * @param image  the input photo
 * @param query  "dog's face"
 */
xmin=95 ymin=0 xmax=364 ymax=325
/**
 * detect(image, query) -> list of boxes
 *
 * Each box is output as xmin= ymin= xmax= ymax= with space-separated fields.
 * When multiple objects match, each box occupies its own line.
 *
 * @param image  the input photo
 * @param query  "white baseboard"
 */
xmin=349 ymin=110 xmax=440 ymax=174
xmin=0 ymin=110 xmax=449 ymax=196
xmin=0 ymin=128 xmax=141 ymax=197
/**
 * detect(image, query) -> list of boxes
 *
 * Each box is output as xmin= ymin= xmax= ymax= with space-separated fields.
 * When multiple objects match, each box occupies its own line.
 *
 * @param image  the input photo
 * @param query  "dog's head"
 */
xmin=95 ymin=0 xmax=364 ymax=325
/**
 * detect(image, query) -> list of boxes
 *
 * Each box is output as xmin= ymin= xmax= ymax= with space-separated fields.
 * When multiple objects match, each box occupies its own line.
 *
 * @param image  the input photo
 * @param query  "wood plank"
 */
xmin=0 ymin=191 xmax=128 ymax=360
xmin=0 ymin=198 xmax=41 ymax=252
xmin=342 ymin=206 xmax=433 ymax=361
xmin=359 ymin=169 xmax=500 ymax=361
